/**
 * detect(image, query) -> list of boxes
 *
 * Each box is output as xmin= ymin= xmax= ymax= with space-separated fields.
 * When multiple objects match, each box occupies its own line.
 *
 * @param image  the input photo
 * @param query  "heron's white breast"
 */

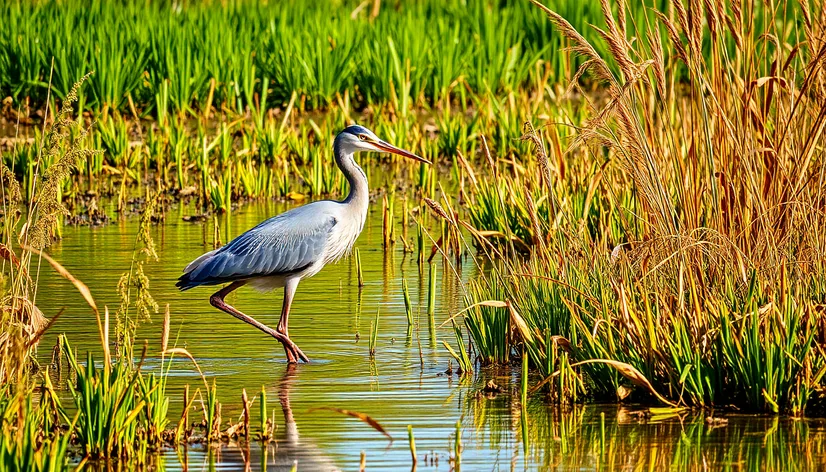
xmin=324 ymin=208 xmax=366 ymax=264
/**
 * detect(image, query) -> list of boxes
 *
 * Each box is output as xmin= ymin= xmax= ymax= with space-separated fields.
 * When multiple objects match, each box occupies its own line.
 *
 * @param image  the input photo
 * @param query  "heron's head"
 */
xmin=337 ymin=125 xmax=430 ymax=164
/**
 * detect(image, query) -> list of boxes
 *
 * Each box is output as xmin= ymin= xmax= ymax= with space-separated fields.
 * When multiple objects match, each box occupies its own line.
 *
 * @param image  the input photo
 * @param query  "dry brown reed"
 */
xmin=552 ymin=0 xmax=826 ymax=292
xmin=26 ymin=72 xmax=101 ymax=250
xmin=0 ymin=73 xmax=104 ymax=385
xmin=424 ymin=197 xmax=452 ymax=223
xmin=464 ymin=0 xmax=826 ymax=412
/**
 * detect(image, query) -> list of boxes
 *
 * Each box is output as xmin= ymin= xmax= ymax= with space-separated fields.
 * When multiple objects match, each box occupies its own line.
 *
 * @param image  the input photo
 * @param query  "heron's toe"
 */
xmin=283 ymin=345 xmax=298 ymax=363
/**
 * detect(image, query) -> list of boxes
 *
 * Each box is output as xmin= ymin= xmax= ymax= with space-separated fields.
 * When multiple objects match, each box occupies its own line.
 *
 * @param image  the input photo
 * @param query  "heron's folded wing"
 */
xmin=186 ymin=212 xmax=337 ymax=282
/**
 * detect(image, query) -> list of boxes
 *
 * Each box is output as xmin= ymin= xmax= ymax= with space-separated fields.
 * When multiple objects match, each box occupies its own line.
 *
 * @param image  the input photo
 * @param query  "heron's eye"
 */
xmin=358 ymin=134 xmax=367 ymax=141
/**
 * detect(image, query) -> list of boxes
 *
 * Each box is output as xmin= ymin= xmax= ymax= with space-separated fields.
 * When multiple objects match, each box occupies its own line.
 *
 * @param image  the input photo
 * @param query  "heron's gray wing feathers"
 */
xmin=184 ymin=209 xmax=337 ymax=284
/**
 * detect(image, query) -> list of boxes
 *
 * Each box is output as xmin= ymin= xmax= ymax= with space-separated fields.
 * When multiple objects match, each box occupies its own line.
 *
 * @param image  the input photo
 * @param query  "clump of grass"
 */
xmin=0 ymin=387 xmax=75 ymax=472
xmin=462 ymin=281 xmax=510 ymax=365
xmin=460 ymin=0 xmax=826 ymax=414
xmin=202 ymin=379 xmax=221 ymax=442
xmin=442 ymin=321 xmax=473 ymax=374
xmin=62 ymin=334 xmax=145 ymax=458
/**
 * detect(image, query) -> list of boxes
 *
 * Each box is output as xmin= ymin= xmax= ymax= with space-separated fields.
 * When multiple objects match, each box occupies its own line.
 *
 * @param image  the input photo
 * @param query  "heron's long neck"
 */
xmin=334 ymin=140 xmax=370 ymax=217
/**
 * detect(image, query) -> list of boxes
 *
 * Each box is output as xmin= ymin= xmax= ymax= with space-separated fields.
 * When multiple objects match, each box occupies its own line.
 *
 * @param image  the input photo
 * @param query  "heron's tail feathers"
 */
xmin=177 ymin=249 xmax=220 ymax=291
xmin=176 ymin=273 xmax=200 ymax=290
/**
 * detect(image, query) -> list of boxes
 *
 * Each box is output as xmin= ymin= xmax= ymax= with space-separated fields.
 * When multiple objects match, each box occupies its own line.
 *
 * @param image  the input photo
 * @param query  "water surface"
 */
xmin=34 ymin=201 xmax=826 ymax=471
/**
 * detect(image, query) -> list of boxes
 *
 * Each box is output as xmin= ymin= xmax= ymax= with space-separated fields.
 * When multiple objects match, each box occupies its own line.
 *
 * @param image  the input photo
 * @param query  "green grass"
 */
xmin=62 ymin=345 xmax=142 ymax=458
xmin=0 ymin=0 xmax=698 ymax=117
xmin=0 ymin=385 xmax=74 ymax=472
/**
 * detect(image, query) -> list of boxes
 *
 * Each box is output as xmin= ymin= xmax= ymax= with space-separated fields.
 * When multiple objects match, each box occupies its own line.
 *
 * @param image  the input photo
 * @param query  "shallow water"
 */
xmin=34 ymin=201 xmax=826 ymax=471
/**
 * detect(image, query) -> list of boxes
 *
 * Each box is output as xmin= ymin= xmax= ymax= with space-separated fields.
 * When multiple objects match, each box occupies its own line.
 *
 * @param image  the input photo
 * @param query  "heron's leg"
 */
xmin=277 ymin=279 xmax=298 ymax=335
xmin=276 ymin=279 xmax=309 ymax=363
xmin=209 ymin=281 xmax=308 ymax=363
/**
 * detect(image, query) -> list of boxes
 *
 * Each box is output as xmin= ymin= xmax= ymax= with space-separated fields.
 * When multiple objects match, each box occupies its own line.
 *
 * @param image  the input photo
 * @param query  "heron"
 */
xmin=176 ymin=125 xmax=429 ymax=363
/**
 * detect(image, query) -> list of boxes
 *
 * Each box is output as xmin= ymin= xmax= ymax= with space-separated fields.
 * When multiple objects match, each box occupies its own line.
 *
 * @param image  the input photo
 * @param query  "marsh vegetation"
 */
xmin=1 ymin=0 xmax=825 ymax=470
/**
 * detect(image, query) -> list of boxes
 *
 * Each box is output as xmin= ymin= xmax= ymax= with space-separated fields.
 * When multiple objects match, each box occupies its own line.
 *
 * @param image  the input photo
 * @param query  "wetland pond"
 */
xmin=35 ymin=201 xmax=826 ymax=471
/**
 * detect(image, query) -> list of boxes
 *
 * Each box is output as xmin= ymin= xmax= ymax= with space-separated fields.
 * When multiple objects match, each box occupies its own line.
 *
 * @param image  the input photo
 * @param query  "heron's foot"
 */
xmin=283 ymin=344 xmax=298 ymax=364
xmin=281 ymin=338 xmax=310 ymax=364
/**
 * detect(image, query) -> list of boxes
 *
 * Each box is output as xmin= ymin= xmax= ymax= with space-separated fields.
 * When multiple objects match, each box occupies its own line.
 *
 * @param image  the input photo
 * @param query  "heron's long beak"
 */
xmin=373 ymin=140 xmax=431 ymax=164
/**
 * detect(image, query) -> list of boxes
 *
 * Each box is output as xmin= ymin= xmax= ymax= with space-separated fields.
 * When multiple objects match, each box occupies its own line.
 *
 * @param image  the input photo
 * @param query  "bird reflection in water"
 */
xmin=184 ymin=365 xmax=339 ymax=472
